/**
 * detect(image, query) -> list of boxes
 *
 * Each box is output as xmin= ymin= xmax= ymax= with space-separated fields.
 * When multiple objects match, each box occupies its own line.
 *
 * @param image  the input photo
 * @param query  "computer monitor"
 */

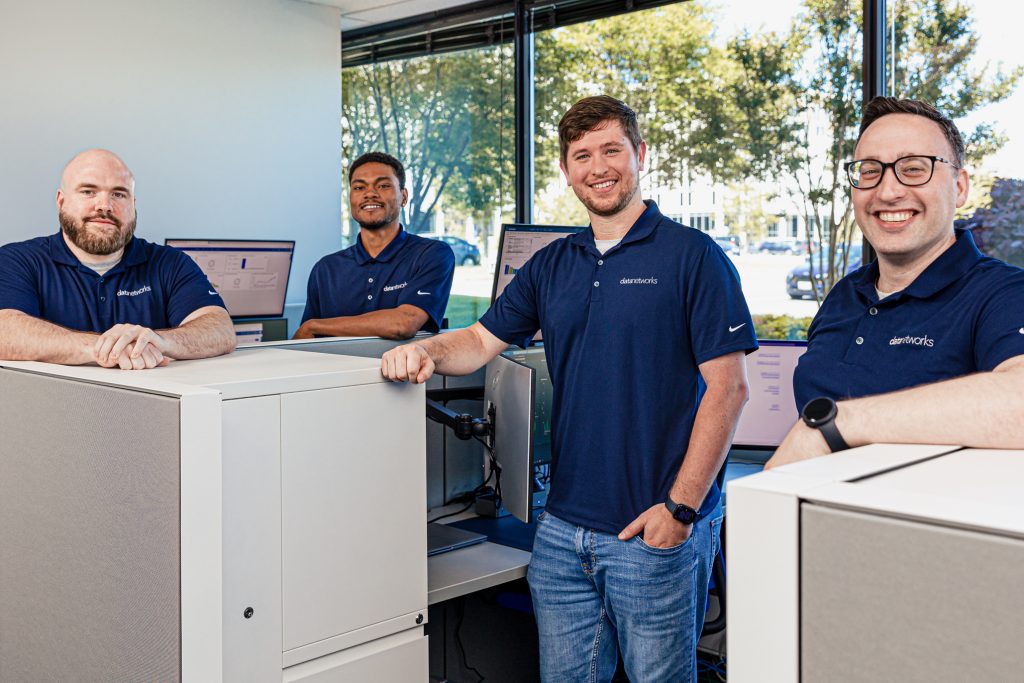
xmin=732 ymin=340 xmax=808 ymax=449
xmin=483 ymin=351 xmax=536 ymax=523
xmin=500 ymin=347 xmax=553 ymax=467
xmin=165 ymin=239 xmax=295 ymax=318
xmin=491 ymin=223 xmax=586 ymax=304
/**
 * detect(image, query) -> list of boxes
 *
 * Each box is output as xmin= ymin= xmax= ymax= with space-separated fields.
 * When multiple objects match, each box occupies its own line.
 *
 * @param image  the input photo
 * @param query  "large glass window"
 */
xmin=888 ymin=0 xmax=1024 ymax=267
xmin=533 ymin=0 xmax=863 ymax=339
xmin=341 ymin=45 xmax=514 ymax=328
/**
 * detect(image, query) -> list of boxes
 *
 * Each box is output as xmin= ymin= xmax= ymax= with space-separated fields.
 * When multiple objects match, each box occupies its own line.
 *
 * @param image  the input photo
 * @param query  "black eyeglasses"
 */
xmin=844 ymin=155 xmax=959 ymax=190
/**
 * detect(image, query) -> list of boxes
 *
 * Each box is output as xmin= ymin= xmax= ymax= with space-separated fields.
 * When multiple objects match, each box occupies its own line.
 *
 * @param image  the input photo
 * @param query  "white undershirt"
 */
xmin=594 ymin=237 xmax=622 ymax=255
xmin=84 ymin=257 xmax=122 ymax=276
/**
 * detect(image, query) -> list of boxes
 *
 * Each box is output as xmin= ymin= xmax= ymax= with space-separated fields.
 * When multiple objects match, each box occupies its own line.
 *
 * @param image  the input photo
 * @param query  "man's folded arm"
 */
xmin=295 ymin=304 xmax=429 ymax=340
xmin=160 ymin=305 xmax=237 ymax=359
xmin=836 ymin=354 xmax=1024 ymax=450
xmin=0 ymin=309 xmax=97 ymax=365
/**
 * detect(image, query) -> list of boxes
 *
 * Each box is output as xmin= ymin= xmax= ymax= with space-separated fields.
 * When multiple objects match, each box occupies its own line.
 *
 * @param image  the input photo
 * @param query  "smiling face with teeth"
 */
xmin=349 ymin=161 xmax=407 ymax=231
xmin=561 ymin=120 xmax=647 ymax=222
xmin=852 ymin=113 xmax=969 ymax=270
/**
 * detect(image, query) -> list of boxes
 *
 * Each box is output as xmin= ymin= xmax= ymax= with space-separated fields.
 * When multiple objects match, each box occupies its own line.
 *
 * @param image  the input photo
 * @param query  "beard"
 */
xmin=355 ymin=204 xmax=401 ymax=231
xmin=59 ymin=209 xmax=137 ymax=256
xmin=577 ymin=175 xmax=640 ymax=218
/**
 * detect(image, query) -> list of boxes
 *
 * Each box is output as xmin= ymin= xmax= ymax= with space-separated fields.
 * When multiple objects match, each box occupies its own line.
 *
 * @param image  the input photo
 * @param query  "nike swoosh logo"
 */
xmin=209 ymin=290 xmax=217 ymax=295
xmin=1019 ymin=327 xmax=1024 ymax=334
xmin=729 ymin=323 xmax=747 ymax=333
xmin=417 ymin=290 xmax=430 ymax=295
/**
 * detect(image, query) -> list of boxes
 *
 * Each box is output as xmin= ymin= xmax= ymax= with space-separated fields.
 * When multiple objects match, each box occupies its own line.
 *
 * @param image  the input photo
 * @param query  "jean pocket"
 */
xmin=634 ymin=534 xmax=690 ymax=555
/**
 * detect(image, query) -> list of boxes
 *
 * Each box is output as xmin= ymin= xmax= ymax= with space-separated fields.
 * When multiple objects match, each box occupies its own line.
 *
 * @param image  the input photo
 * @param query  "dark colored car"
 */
xmin=787 ymin=244 xmax=863 ymax=299
xmin=757 ymin=240 xmax=800 ymax=255
xmin=713 ymin=236 xmax=740 ymax=255
xmin=423 ymin=233 xmax=481 ymax=266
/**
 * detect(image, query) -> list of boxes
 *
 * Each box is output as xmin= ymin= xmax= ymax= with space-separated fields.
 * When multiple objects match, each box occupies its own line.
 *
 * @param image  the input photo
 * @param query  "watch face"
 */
xmin=804 ymin=397 xmax=835 ymax=424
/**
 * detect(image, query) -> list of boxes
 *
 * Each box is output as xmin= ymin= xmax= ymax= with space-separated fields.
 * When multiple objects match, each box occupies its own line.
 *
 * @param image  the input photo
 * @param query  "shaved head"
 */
xmin=56 ymin=149 xmax=138 ymax=258
xmin=60 ymin=149 xmax=135 ymax=193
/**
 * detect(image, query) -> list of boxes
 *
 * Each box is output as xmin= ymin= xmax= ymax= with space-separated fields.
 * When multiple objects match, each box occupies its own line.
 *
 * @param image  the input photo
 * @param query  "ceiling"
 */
xmin=298 ymin=0 xmax=484 ymax=32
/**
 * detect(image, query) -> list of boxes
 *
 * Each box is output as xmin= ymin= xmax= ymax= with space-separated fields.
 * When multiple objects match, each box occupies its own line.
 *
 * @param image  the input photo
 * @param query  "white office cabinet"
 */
xmin=0 ymin=349 xmax=428 ymax=682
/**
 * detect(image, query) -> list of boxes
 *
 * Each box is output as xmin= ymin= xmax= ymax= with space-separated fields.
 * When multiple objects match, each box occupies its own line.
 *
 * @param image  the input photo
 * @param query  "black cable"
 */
xmin=428 ymin=501 xmax=475 ymax=524
xmin=454 ymin=599 xmax=485 ymax=682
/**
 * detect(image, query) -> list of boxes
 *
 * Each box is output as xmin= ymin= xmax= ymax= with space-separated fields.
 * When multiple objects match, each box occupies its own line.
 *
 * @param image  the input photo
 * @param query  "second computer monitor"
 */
xmin=491 ymin=223 xmax=586 ymax=304
xmin=165 ymin=239 xmax=295 ymax=318
xmin=732 ymin=340 xmax=808 ymax=449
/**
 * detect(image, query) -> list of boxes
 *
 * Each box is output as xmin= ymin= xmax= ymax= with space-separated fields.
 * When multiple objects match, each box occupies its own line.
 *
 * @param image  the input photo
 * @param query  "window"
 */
xmin=341 ymin=44 xmax=514 ymax=328
xmin=888 ymin=0 xmax=1024 ymax=268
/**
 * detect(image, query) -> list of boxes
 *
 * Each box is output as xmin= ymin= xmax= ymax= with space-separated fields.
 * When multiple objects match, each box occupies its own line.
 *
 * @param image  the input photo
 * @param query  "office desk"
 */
xmin=0 ymin=349 xmax=427 ymax=682
xmin=428 ymin=542 xmax=531 ymax=605
xmin=728 ymin=443 xmax=1024 ymax=683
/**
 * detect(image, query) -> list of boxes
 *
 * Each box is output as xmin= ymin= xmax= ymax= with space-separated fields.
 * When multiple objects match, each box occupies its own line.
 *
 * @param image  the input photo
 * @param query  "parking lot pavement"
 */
xmin=451 ymin=252 xmax=822 ymax=320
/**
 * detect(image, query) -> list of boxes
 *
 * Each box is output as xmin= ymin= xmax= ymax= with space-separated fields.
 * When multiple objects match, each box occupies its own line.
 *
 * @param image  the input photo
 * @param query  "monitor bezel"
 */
xmin=490 ymin=223 xmax=587 ymax=304
xmin=164 ymin=238 xmax=296 ymax=319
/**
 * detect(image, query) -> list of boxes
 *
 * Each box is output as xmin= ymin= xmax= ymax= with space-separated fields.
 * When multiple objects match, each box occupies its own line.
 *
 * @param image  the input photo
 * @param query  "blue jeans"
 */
xmin=528 ymin=505 xmax=723 ymax=683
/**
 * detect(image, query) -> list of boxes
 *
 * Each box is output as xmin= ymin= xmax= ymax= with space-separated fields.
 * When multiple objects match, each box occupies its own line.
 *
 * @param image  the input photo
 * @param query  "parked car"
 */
xmin=786 ymin=244 xmax=863 ymax=299
xmin=757 ymin=240 xmax=800 ymax=255
xmin=421 ymin=233 xmax=481 ymax=266
xmin=713 ymin=236 xmax=740 ymax=255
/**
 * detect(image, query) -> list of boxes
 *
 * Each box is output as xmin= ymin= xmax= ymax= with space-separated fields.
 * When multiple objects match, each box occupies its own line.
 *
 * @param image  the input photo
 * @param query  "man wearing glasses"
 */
xmin=767 ymin=97 xmax=1024 ymax=468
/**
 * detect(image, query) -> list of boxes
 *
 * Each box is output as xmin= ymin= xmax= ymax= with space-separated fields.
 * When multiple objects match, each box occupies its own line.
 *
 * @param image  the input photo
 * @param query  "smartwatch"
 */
xmin=665 ymin=497 xmax=700 ymax=525
xmin=801 ymin=396 xmax=850 ymax=453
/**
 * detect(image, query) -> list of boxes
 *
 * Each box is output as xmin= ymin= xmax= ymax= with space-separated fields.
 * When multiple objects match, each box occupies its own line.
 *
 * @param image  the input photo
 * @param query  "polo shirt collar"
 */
xmin=353 ymin=226 xmax=409 ymax=265
xmin=853 ymin=229 xmax=983 ymax=302
xmin=568 ymin=200 xmax=662 ymax=254
xmin=46 ymin=231 xmax=146 ymax=271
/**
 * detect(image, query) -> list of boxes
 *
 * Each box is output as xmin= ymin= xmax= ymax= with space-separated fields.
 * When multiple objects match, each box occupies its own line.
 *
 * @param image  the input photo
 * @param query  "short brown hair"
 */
xmin=558 ymin=96 xmax=643 ymax=165
xmin=858 ymin=97 xmax=966 ymax=166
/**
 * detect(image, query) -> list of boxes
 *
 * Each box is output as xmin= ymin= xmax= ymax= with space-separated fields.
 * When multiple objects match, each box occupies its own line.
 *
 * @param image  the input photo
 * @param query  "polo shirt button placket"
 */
xmin=856 ymin=336 xmax=864 ymax=345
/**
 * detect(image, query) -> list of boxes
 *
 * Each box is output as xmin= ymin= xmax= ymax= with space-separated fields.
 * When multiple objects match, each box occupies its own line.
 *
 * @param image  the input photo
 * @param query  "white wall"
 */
xmin=0 ymin=0 xmax=342 ymax=313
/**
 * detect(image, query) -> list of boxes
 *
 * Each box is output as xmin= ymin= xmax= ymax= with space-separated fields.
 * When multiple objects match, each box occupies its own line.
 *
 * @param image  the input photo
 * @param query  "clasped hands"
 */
xmin=92 ymin=323 xmax=170 ymax=370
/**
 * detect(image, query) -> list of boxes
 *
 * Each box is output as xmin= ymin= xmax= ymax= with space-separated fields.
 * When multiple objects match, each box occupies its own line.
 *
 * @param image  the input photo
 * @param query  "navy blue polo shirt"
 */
xmin=794 ymin=229 xmax=1024 ymax=408
xmin=480 ymin=202 xmax=757 ymax=535
xmin=302 ymin=228 xmax=455 ymax=333
xmin=0 ymin=232 xmax=226 ymax=332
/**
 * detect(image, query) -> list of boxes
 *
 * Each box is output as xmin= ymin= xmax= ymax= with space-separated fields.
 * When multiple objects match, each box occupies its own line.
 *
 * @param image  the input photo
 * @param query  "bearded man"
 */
xmin=0 ymin=149 xmax=235 ymax=370
xmin=293 ymin=152 xmax=455 ymax=340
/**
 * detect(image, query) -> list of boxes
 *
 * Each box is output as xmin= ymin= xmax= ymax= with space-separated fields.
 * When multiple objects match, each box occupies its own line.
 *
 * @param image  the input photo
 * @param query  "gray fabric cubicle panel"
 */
xmin=0 ymin=370 xmax=181 ymax=681
xmin=800 ymin=504 xmax=1024 ymax=682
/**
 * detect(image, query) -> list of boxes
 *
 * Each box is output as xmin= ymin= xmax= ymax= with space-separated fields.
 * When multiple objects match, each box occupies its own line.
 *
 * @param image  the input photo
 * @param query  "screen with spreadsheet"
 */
xmin=732 ymin=340 xmax=808 ymax=448
xmin=165 ymin=239 xmax=295 ymax=318
xmin=491 ymin=224 xmax=586 ymax=304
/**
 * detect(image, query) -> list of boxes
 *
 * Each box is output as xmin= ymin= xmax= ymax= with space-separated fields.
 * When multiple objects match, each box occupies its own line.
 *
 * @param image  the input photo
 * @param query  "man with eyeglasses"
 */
xmin=767 ymin=97 xmax=1024 ymax=469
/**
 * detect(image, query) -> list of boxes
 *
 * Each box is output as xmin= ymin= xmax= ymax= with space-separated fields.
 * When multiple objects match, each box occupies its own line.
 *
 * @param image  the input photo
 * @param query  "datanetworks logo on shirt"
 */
xmin=117 ymin=285 xmax=152 ymax=297
xmin=889 ymin=333 xmax=934 ymax=347
xmin=619 ymin=276 xmax=658 ymax=285
xmin=383 ymin=281 xmax=408 ymax=292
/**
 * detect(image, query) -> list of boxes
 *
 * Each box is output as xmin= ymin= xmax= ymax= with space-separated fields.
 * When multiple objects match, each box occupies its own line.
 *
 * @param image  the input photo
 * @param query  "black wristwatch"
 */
xmin=801 ymin=396 xmax=850 ymax=453
xmin=665 ymin=497 xmax=700 ymax=525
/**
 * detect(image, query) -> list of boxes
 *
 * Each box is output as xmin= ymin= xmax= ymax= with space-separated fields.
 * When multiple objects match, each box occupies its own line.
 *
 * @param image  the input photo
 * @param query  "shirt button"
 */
xmin=869 ymin=307 xmax=878 ymax=315
xmin=594 ymin=281 xmax=600 ymax=287
xmin=855 ymin=336 xmax=864 ymax=345
xmin=367 ymin=295 xmax=373 ymax=300
xmin=368 ymin=278 xmax=374 ymax=283
xmin=597 ymin=259 xmax=604 ymax=266
xmin=100 ymin=296 xmax=106 ymax=302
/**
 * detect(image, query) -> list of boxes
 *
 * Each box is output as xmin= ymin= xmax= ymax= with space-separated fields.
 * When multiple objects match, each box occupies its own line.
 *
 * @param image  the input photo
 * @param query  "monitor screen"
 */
xmin=732 ymin=340 xmax=808 ymax=448
xmin=491 ymin=224 xmax=586 ymax=304
xmin=165 ymin=239 xmax=295 ymax=318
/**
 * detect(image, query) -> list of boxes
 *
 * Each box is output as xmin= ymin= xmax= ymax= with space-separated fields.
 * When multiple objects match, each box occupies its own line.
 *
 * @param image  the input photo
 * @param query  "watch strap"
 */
xmin=665 ymin=497 xmax=700 ymax=524
xmin=817 ymin=416 xmax=850 ymax=452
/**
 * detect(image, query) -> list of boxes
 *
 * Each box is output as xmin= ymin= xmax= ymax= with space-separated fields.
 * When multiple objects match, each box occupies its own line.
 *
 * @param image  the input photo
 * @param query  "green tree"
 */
xmin=342 ymin=45 xmax=514 ymax=238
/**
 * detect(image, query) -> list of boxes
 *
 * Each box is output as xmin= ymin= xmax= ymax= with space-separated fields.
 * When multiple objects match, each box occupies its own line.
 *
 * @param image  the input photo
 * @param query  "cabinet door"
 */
xmin=283 ymin=631 xmax=427 ymax=683
xmin=281 ymin=382 xmax=427 ymax=651
xmin=223 ymin=396 xmax=282 ymax=682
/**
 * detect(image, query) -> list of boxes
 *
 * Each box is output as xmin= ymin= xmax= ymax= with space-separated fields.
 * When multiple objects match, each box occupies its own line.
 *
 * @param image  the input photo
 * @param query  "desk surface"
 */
xmin=427 ymin=541 xmax=531 ymax=605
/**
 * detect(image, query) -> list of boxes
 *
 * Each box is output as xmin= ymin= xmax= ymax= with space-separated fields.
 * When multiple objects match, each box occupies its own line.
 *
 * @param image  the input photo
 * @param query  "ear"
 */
xmin=56 ymin=189 xmax=64 ymax=210
xmin=954 ymin=166 xmax=970 ymax=209
xmin=637 ymin=140 xmax=648 ymax=171
xmin=401 ymin=187 xmax=409 ymax=207
xmin=559 ymin=160 xmax=570 ymax=186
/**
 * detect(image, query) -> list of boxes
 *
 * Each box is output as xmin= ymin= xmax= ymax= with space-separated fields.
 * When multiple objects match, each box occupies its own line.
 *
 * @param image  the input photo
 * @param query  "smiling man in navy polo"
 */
xmin=380 ymin=96 xmax=756 ymax=682
xmin=293 ymin=152 xmax=454 ymax=340
xmin=767 ymin=97 xmax=1024 ymax=469
xmin=0 ymin=149 xmax=236 ymax=370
